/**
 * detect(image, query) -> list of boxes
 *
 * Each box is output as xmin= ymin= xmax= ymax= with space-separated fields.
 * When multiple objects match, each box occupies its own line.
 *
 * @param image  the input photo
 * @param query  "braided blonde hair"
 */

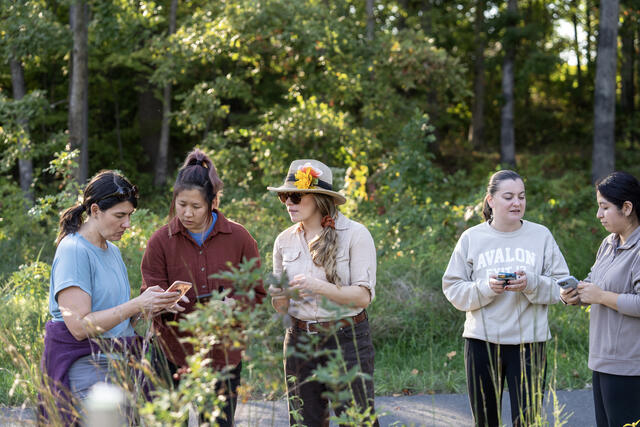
xmin=308 ymin=194 xmax=341 ymax=286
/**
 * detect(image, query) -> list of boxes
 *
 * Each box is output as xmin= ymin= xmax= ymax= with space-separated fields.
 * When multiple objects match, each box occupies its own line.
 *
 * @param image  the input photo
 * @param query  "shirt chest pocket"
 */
xmin=281 ymin=247 xmax=303 ymax=280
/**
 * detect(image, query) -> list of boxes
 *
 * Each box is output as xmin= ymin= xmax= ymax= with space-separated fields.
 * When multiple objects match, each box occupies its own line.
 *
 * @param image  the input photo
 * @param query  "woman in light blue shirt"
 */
xmin=42 ymin=171 xmax=180 ymax=422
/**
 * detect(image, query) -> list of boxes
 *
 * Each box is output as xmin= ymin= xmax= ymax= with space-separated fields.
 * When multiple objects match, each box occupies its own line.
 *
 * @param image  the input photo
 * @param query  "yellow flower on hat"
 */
xmin=294 ymin=166 xmax=320 ymax=189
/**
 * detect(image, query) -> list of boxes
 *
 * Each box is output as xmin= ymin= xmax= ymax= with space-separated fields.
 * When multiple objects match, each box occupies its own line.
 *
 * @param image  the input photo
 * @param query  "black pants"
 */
xmin=284 ymin=319 xmax=379 ymax=427
xmin=166 ymin=358 xmax=242 ymax=427
xmin=465 ymin=338 xmax=547 ymax=427
xmin=593 ymin=370 xmax=640 ymax=427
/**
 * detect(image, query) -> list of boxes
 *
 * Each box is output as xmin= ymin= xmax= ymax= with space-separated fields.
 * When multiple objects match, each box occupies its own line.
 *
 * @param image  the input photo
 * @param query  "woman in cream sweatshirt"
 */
xmin=442 ymin=170 xmax=569 ymax=427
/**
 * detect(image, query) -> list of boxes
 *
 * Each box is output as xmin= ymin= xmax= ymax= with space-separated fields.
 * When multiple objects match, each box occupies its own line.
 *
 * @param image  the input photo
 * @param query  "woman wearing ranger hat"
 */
xmin=268 ymin=159 xmax=379 ymax=427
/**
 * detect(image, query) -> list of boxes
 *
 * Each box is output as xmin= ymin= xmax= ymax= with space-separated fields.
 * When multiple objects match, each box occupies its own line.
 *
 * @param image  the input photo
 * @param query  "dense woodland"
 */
xmin=2 ymin=0 xmax=640 ymax=409
xmin=2 ymin=0 xmax=639 ymax=199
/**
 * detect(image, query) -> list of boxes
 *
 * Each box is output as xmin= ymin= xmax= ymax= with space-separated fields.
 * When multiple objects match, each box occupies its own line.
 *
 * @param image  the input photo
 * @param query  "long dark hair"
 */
xmin=482 ymin=169 xmax=523 ymax=222
xmin=596 ymin=171 xmax=640 ymax=222
xmin=56 ymin=171 xmax=138 ymax=246
xmin=169 ymin=149 xmax=223 ymax=220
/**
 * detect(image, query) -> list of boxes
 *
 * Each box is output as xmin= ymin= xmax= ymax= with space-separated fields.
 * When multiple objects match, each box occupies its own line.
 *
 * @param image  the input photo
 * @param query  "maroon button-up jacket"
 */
xmin=140 ymin=210 xmax=266 ymax=369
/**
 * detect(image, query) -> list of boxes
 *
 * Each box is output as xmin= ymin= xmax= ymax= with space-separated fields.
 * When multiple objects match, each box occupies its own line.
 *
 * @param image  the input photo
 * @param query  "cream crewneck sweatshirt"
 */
xmin=442 ymin=220 xmax=569 ymax=344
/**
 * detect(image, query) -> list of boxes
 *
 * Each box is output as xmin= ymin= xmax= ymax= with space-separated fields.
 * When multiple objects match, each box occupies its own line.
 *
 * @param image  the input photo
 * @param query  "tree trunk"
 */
xmin=397 ymin=0 xmax=408 ymax=29
xmin=114 ymin=87 xmax=124 ymax=167
xmin=572 ymin=0 xmax=582 ymax=87
xmin=69 ymin=0 xmax=90 ymax=183
xmin=137 ymin=85 xmax=163 ymax=170
xmin=421 ymin=1 xmax=433 ymax=36
xmin=470 ymin=0 xmax=486 ymax=149
xmin=591 ymin=0 xmax=619 ymax=183
xmin=620 ymin=15 xmax=634 ymax=116
xmin=500 ymin=0 xmax=517 ymax=167
xmin=366 ymin=0 xmax=375 ymax=41
xmin=154 ymin=0 xmax=178 ymax=187
xmin=107 ymin=76 xmax=124 ymax=167
xmin=10 ymin=58 xmax=34 ymax=203
xmin=586 ymin=0 xmax=593 ymax=78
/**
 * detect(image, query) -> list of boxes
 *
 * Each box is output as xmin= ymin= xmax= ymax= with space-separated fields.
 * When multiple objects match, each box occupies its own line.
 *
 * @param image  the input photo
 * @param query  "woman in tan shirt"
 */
xmin=562 ymin=171 xmax=640 ymax=427
xmin=268 ymin=159 xmax=378 ymax=427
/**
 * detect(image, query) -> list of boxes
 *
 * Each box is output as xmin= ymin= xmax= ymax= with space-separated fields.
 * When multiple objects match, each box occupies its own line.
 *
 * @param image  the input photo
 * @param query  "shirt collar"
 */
xmin=334 ymin=212 xmax=348 ymax=230
xmin=608 ymin=225 xmax=640 ymax=250
xmin=169 ymin=209 xmax=232 ymax=237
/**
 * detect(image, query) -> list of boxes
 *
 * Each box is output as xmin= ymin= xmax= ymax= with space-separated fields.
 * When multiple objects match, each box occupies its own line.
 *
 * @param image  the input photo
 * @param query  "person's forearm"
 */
xmin=597 ymin=290 xmax=619 ymax=311
xmin=317 ymin=280 xmax=371 ymax=309
xmin=69 ymin=299 xmax=141 ymax=340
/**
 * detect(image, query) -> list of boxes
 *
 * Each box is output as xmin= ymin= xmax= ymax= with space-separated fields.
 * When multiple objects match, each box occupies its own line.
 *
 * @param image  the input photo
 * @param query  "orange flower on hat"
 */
xmin=294 ymin=165 xmax=321 ymax=189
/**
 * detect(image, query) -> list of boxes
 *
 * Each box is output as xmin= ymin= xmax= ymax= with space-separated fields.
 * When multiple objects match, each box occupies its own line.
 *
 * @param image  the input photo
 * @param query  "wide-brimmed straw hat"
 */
xmin=267 ymin=159 xmax=346 ymax=205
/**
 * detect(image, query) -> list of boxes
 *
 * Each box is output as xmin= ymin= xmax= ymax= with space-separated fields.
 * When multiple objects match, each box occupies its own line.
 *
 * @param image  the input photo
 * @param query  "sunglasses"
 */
xmin=99 ymin=185 xmax=139 ymax=203
xmin=278 ymin=192 xmax=304 ymax=204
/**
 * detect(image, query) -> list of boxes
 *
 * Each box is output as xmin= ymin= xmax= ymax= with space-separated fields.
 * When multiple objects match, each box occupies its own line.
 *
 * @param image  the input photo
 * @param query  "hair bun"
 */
xmin=188 ymin=158 xmax=209 ymax=169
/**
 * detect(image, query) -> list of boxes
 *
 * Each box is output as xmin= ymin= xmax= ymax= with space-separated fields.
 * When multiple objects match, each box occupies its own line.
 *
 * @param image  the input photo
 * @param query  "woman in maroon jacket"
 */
xmin=141 ymin=149 xmax=265 ymax=426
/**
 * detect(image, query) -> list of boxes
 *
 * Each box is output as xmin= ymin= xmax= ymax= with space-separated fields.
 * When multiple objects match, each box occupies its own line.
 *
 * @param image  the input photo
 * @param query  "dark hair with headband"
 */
xmin=482 ymin=169 xmax=523 ymax=222
xmin=169 ymin=149 xmax=223 ymax=220
xmin=596 ymin=171 xmax=640 ymax=222
xmin=56 ymin=170 xmax=138 ymax=246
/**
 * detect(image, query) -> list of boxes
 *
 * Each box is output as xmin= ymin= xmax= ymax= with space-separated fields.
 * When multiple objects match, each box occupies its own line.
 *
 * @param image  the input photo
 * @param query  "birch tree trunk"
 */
xmin=591 ymin=0 xmax=619 ymax=183
xmin=500 ymin=0 xmax=517 ymax=167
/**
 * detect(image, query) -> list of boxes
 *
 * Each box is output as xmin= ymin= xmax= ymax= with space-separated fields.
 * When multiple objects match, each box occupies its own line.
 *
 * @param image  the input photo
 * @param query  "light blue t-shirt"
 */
xmin=187 ymin=212 xmax=217 ymax=246
xmin=49 ymin=233 xmax=135 ymax=338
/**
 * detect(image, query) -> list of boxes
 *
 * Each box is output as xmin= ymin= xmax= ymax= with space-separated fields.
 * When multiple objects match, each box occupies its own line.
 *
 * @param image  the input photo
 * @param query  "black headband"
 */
xmin=287 ymin=174 xmax=333 ymax=190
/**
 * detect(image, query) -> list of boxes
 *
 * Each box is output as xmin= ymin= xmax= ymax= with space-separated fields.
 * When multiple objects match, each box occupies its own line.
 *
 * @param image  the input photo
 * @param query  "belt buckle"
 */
xmin=305 ymin=321 xmax=318 ymax=334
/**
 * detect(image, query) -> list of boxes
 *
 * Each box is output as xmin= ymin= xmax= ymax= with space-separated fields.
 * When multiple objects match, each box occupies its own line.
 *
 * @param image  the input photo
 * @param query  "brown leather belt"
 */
xmin=291 ymin=310 xmax=368 ymax=334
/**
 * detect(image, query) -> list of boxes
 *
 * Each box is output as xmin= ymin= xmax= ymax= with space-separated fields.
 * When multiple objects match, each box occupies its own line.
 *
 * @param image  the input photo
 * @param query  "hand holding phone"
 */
xmin=497 ymin=272 xmax=517 ymax=286
xmin=166 ymin=280 xmax=192 ymax=304
xmin=557 ymin=276 xmax=579 ymax=290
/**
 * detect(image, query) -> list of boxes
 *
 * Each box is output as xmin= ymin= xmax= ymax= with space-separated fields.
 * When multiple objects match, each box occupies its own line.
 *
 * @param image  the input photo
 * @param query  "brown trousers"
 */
xmin=284 ymin=319 xmax=379 ymax=427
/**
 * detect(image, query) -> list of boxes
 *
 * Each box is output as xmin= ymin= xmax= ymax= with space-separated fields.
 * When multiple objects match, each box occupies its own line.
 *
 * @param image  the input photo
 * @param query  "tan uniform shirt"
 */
xmin=273 ymin=212 xmax=376 ymax=322
xmin=585 ymin=225 xmax=640 ymax=375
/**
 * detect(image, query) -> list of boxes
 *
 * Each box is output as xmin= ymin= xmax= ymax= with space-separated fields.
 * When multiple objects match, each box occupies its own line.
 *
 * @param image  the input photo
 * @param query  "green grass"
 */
xmin=0 ymin=293 xmax=47 ymax=405
xmin=374 ymin=338 xmax=467 ymax=395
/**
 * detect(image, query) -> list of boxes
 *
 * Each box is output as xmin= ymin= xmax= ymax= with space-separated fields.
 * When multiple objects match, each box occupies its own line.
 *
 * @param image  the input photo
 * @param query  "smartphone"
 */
xmin=166 ymin=280 xmax=192 ymax=303
xmin=497 ymin=272 xmax=517 ymax=286
xmin=557 ymin=276 xmax=579 ymax=290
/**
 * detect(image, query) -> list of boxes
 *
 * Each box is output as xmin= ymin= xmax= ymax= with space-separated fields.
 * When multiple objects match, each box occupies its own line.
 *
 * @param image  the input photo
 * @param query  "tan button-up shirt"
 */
xmin=273 ymin=212 xmax=377 ymax=322
xmin=585 ymin=225 xmax=640 ymax=375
